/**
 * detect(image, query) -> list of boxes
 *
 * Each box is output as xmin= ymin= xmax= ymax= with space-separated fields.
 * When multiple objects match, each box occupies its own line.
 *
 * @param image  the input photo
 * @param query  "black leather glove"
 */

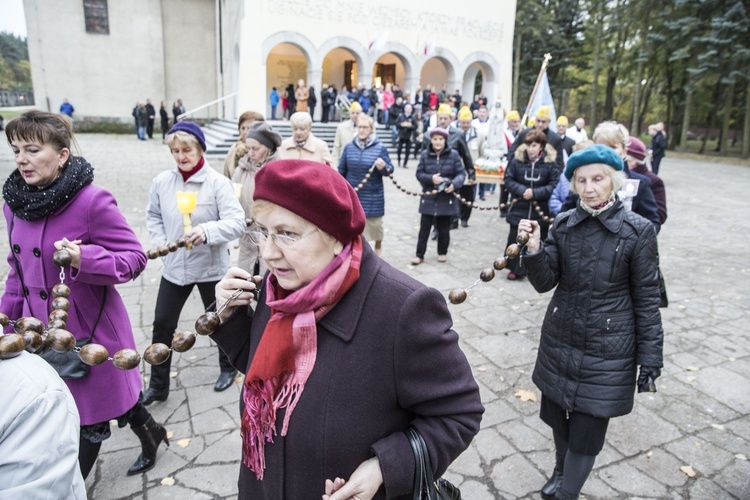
xmin=637 ymin=366 xmax=661 ymax=393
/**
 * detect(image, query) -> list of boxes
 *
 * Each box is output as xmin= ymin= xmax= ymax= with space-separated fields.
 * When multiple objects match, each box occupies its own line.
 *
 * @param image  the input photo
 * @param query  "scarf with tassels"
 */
xmin=241 ymin=236 xmax=363 ymax=479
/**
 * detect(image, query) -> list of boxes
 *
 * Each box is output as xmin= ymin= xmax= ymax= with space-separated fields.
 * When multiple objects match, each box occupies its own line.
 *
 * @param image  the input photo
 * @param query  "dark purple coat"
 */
xmin=1 ymin=184 xmax=146 ymax=425
xmin=211 ymin=242 xmax=483 ymax=499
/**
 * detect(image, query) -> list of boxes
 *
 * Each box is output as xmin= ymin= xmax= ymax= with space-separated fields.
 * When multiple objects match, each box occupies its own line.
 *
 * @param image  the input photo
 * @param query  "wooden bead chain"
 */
xmin=146 ymin=219 xmax=256 ymax=260
xmin=448 ymin=230 xmax=532 ymax=304
xmin=0 ymin=247 xmax=261 ymax=368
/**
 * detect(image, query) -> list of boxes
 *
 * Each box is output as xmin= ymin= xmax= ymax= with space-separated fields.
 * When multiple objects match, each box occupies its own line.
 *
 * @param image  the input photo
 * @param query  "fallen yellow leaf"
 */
xmin=680 ymin=465 xmax=697 ymax=478
xmin=176 ymin=438 xmax=191 ymax=448
xmin=735 ymin=454 xmax=747 ymax=461
xmin=161 ymin=477 xmax=175 ymax=486
xmin=513 ymin=389 xmax=537 ymax=402
xmin=646 ymin=451 xmax=653 ymax=458
xmin=167 ymin=431 xmax=174 ymax=439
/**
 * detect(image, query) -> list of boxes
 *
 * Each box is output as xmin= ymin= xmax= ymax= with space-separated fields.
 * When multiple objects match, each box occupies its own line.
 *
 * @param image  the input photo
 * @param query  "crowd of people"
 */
xmin=1 ymin=90 xmax=667 ymax=499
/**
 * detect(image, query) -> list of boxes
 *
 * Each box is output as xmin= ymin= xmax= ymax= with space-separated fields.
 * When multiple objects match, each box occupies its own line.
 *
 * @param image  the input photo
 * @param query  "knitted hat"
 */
xmin=458 ymin=107 xmax=473 ymax=121
xmin=557 ymin=116 xmax=569 ymax=126
xmin=507 ymin=110 xmax=520 ymax=121
xmin=536 ymin=106 xmax=553 ymax=120
xmin=168 ymin=121 xmax=206 ymax=151
xmin=626 ymin=137 xmax=647 ymax=161
xmin=349 ymin=101 xmax=362 ymax=112
xmin=564 ymin=144 xmax=624 ymax=181
xmin=253 ymin=159 xmax=366 ymax=244
xmin=437 ymin=103 xmax=452 ymax=116
xmin=245 ymin=122 xmax=282 ymax=152
xmin=427 ymin=127 xmax=450 ymax=140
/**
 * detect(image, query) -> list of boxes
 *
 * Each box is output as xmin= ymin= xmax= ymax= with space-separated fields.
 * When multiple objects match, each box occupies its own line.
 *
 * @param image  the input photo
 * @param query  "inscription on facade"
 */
xmin=83 ymin=0 xmax=109 ymax=35
xmin=267 ymin=0 xmax=504 ymax=43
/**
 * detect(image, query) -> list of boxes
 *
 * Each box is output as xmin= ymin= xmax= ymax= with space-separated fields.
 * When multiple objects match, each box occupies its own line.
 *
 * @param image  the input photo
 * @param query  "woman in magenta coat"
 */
xmin=1 ymin=111 xmax=168 ymax=479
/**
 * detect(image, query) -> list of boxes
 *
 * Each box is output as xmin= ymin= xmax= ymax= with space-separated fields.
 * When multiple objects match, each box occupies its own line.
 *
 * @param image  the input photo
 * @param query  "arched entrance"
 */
xmin=265 ymin=42 xmax=310 ymax=118
xmin=420 ymin=55 xmax=457 ymax=104
xmin=460 ymin=53 xmax=500 ymax=107
xmin=322 ymin=48 xmax=359 ymax=92
xmin=373 ymin=53 xmax=405 ymax=90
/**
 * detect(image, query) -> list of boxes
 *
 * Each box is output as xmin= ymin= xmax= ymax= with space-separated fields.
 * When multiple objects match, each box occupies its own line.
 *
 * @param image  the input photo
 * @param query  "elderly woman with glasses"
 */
xmin=210 ymin=159 xmax=483 ymax=499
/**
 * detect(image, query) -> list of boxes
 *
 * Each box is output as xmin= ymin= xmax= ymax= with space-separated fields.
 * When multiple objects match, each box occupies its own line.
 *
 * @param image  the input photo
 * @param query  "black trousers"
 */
xmin=652 ymin=155 xmax=664 ymax=175
xmin=416 ymin=215 xmax=451 ymax=258
xmin=161 ymin=118 xmax=169 ymax=139
xmin=146 ymin=119 xmax=155 ymax=139
xmin=397 ymin=138 xmax=412 ymax=165
xmin=459 ymin=183 xmax=475 ymax=222
xmin=150 ymin=277 xmax=232 ymax=390
xmin=506 ymin=222 xmax=548 ymax=275
xmin=321 ymin=104 xmax=330 ymax=123
xmin=309 ymin=105 xmax=316 ymax=121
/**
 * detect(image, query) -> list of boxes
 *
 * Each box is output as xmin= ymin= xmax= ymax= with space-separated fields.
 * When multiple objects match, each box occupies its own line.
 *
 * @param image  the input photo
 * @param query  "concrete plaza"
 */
xmin=0 ymin=134 xmax=748 ymax=499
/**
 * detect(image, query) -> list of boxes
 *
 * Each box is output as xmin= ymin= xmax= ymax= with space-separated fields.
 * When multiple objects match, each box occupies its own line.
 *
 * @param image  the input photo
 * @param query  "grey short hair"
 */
xmin=165 ymin=131 xmax=202 ymax=152
xmin=289 ymin=112 xmax=312 ymax=128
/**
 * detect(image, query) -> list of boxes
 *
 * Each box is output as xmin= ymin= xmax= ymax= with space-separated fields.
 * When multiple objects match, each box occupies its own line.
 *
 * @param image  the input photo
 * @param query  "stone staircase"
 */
xmin=202 ymin=119 xmax=404 ymax=163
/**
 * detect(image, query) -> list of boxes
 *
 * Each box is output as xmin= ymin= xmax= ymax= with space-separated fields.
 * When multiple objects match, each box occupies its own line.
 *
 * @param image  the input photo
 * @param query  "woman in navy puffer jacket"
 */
xmin=339 ymin=114 xmax=394 ymax=255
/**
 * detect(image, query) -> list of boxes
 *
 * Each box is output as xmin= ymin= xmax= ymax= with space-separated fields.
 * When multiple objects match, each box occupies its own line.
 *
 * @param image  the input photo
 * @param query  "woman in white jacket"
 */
xmin=145 ymin=122 xmax=245 ymax=403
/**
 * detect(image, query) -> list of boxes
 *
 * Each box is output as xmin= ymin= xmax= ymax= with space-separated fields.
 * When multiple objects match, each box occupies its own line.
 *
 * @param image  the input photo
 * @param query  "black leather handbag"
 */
xmin=40 ymin=337 xmax=92 ymax=379
xmin=406 ymin=427 xmax=462 ymax=500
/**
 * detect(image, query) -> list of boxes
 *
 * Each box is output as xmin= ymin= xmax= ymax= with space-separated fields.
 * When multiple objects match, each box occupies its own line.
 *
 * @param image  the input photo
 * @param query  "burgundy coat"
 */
xmin=1 ymin=184 xmax=146 ymax=425
xmin=211 ymin=243 xmax=483 ymax=499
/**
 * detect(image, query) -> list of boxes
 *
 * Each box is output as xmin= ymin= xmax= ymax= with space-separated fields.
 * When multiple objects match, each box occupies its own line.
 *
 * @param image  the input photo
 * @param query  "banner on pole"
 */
xmin=527 ymin=72 xmax=557 ymax=126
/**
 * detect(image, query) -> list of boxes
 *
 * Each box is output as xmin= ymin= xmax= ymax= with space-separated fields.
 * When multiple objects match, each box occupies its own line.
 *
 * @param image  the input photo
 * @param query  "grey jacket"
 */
xmin=146 ymin=161 xmax=246 ymax=285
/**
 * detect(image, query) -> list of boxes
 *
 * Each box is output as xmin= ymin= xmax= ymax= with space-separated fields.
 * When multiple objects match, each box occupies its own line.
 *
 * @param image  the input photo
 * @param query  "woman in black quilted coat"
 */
xmin=518 ymin=144 xmax=663 ymax=500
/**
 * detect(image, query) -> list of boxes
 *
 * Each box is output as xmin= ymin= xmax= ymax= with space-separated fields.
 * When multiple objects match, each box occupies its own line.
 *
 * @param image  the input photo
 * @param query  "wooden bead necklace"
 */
xmin=0 ymin=246 xmax=260 ymax=368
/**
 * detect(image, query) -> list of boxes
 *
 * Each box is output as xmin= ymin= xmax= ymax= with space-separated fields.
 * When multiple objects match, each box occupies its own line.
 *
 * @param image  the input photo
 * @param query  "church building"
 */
xmin=23 ymin=0 xmax=516 ymax=122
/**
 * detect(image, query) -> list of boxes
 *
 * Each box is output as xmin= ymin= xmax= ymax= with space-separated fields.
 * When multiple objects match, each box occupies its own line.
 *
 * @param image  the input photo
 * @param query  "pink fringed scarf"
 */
xmin=241 ymin=236 xmax=363 ymax=479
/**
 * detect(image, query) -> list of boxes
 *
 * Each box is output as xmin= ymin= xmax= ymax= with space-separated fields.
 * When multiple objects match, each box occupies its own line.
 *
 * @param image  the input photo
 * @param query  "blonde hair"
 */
xmin=165 ymin=130 xmax=202 ymax=152
xmin=356 ymin=114 xmax=374 ymax=130
xmin=569 ymin=163 xmax=626 ymax=195
xmin=593 ymin=121 xmax=627 ymax=150
xmin=289 ymin=112 xmax=312 ymax=129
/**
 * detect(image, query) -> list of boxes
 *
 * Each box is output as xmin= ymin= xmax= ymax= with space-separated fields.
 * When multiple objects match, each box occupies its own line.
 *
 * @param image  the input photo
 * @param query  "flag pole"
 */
xmin=521 ymin=53 xmax=552 ymax=127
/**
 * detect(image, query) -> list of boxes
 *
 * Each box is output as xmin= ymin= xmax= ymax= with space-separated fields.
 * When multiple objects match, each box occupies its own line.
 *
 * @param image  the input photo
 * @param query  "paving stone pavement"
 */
xmin=1 ymin=134 xmax=748 ymax=499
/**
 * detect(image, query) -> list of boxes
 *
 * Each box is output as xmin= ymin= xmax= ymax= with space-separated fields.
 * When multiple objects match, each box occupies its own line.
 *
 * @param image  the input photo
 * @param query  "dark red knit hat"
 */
xmin=253 ymin=159 xmax=366 ymax=244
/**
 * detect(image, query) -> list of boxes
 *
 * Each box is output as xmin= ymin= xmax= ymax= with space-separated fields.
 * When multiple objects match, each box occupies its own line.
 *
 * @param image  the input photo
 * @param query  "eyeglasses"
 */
xmin=249 ymin=228 xmax=319 ymax=248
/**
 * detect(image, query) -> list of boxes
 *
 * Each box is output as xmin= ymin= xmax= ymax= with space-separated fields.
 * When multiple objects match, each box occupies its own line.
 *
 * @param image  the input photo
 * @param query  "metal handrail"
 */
xmin=177 ymin=92 xmax=239 ymax=121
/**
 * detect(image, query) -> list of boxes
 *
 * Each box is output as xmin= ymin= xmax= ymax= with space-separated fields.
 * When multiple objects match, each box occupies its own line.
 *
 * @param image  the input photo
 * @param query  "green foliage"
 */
xmin=513 ymin=0 xmax=750 ymax=154
xmin=0 ymin=31 xmax=32 ymax=90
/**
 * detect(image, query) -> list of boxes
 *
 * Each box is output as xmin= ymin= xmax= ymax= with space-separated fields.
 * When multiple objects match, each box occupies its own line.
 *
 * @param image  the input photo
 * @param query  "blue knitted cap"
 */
xmin=564 ymin=144 xmax=624 ymax=180
xmin=167 ymin=121 xmax=206 ymax=151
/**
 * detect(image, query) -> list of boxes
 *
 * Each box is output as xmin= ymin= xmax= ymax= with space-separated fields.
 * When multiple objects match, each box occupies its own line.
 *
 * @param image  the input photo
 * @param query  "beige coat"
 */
xmin=295 ymin=87 xmax=309 ymax=112
xmin=278 ymin=134 xmax=334 ymax=167
xmin=223 ymin=140 xmax=247 ymax=179
xmin=332 ymin=119 xmax=356 ymax=167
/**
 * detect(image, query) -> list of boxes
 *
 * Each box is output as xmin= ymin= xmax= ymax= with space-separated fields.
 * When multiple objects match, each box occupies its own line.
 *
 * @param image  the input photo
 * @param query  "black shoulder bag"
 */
xmin=8 ymin=215 xmax=107 ymax=379
xmin=406 ymin=427 xmax=462 ymax=500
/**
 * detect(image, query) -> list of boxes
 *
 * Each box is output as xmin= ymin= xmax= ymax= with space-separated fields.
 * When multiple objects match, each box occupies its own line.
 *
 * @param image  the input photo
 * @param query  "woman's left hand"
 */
xmin=185 ymin=226 xmax=207 ymax=246
xmin=523 ymin=188 xmax=533 ymax=200
xmin=444 ymin=183 xmax=455 ymax=193
xmin=322 ymin=457 xmax=383 ymax=500
xmin=53 ymin=239 xmax=83 ymax=269
xmin=374 ymin=158 xmax=386 ymax=171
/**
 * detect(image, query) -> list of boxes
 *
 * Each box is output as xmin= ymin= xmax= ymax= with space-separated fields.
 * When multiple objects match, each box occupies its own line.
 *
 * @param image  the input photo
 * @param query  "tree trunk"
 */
xmin=743 ymin=77 xmax=750 ymax=158
xmin=720 ymin=80 xmax=735 ymax=155
xmin=589 ymin=21 xmax=602 ymax=127
xmin=512 ymin=33 xmax=522 ymax=110
xmin=630 ymin=59 xmax=644 ymax=136
xmin=678 ymin=88 xmax=692 ymax=152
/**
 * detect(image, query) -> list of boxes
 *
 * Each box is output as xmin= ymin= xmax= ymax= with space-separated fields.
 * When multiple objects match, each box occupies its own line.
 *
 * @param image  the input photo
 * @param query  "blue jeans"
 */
xmin=137 ymin=126 xmax=146 ymax=140
xmin=271 ymin=105 xmax=277 ymax=120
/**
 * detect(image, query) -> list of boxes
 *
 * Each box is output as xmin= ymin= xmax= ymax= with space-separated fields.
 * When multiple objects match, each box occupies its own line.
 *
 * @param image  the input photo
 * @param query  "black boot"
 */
xmin=555 ymin=487 xmax=580 ymax=500
xmin=541 ymin=468 xmax=564 ymax=499
xmin=127 ymin=416 xmax=169 ymax=475
xmin=142 ymin=386 xmax=169 ymax=406
xmin=143 ymin=363 xmax=170 ymax=406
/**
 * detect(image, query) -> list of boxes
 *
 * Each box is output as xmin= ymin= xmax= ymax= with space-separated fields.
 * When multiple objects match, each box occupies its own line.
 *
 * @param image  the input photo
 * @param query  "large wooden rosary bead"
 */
xmin=49 ymin=309 xmax=69 ymax=323
xmin=195 ymin=312 xmax=220 ymax=335
xmin=448 ymin=288 xmax=468 ymax=304
xmin=53 ymin=249 xmax=72 ymax=268
xmin=505 ymin=244 xmax=521 ymax=259
xmin=80 ymin=344 xmax=109 ymax=366
xmin=0 ymin=312 xmax=8 ymax=328
xmin=52 ymin=283 xmax=71 ymax=298
xmin=172 ymin=330 xmax=197 ymax=352
xmin=146 ymin=248 xmax=160 ymax=260
xmin=167 ymin=242 xmax=179 ymax=253
xmin=144 ymin=343 xmax=171 ymax=365
xmin=14 ymin=316 xmax=45 ymax=334
xmin=0 ymin=334 xmax=25 ymax=359
xmin=23 ymin=330 xmax=43 ymax=353
xmin=158 ymin=246 xmax=170 ymax=257
xmin=49 ymin=329 xmax=76 ymax=353
xmin=516 ymin=232 xmax=530 ymax=245
xmin=112 ymin=349 xmax=141 ymax=370
xmin=480 ymin=268 xmax=496 ymax=282
xmin=51 ymin=297 xmax=70 ymax=312
xmin=493 ymin=257 xmax=508 ymax=271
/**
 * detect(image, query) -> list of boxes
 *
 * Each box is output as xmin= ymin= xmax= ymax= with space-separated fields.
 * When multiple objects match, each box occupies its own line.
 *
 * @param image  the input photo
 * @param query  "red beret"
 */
xmin=254 ymin=159 xmax=366 ymax=244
